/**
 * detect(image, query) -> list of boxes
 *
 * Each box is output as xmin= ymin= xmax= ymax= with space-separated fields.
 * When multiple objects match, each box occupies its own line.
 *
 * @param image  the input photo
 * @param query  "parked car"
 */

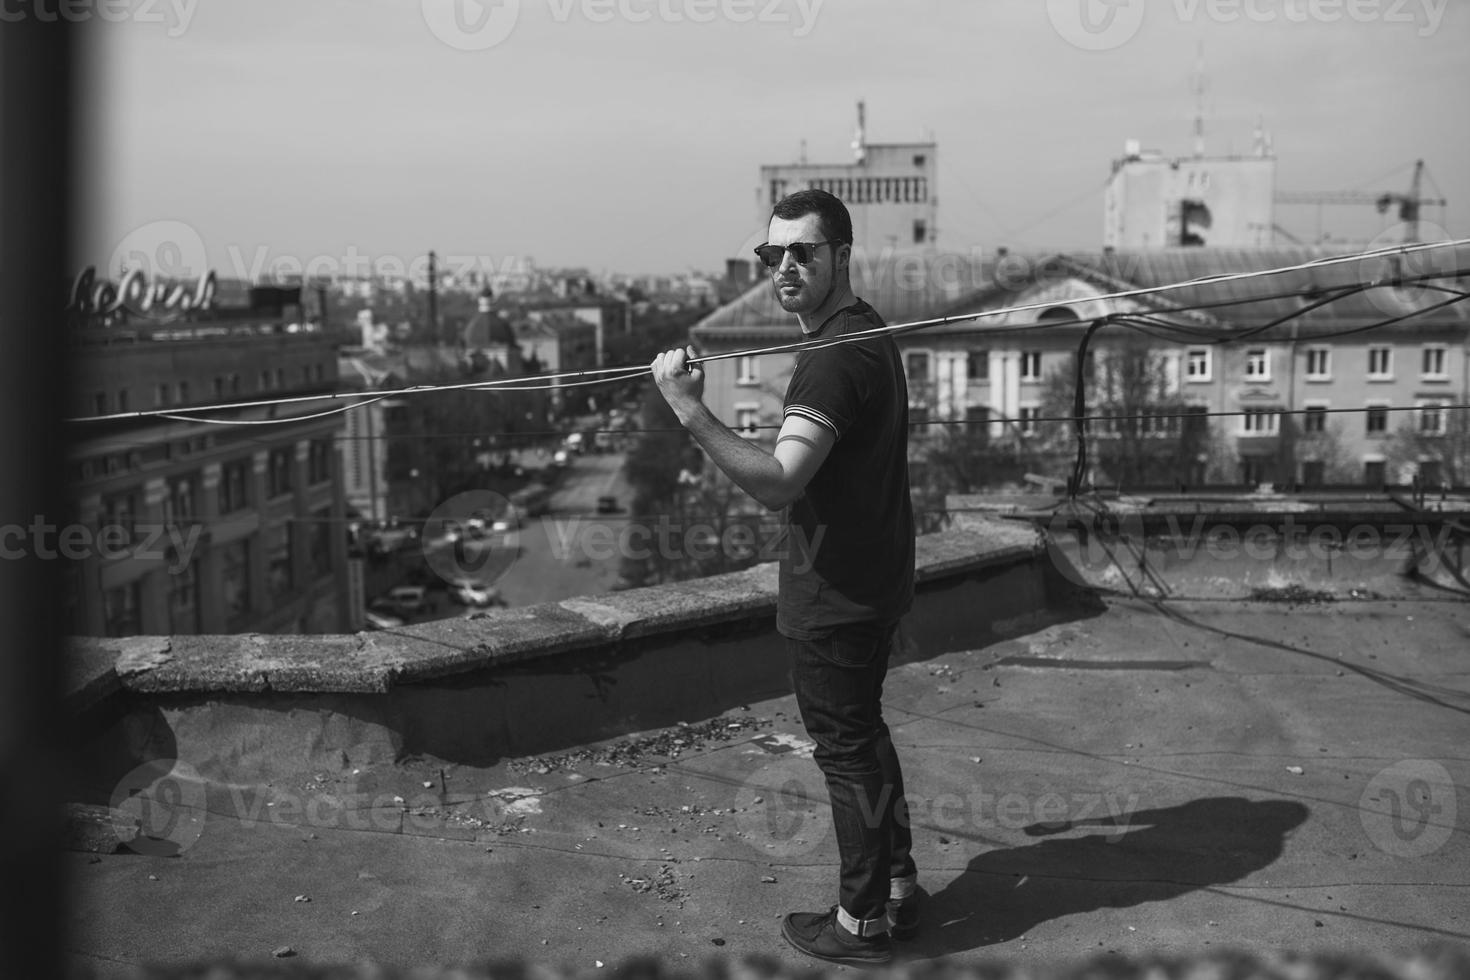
xmin=368 ymin=521 xmax=418 ymax=557
xmin=364 ymin=609 xmax=404 ymax=630
xmin=446 ymin=578 xmax=504 ymax=607
xmin=381 ymin=585 xmax=436 ymax=617
xmin=596 ymin=494 xmax=619 ymax=514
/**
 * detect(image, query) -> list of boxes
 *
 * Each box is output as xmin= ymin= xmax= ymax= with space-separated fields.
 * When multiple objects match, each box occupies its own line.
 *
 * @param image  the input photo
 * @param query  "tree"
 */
xmin=1039 ymin=338 xmax=1216 ymax=490
xmin=1386 ymin=403 xmax=1470 ymax=487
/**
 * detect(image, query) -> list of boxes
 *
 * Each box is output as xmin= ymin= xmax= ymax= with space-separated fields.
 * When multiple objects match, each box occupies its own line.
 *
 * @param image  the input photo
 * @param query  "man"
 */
xmin=651 ymin=189 xmax=918 ymax=965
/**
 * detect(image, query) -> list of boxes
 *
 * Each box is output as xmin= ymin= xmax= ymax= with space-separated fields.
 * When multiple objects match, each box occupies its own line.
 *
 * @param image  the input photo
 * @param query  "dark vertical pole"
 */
xmin=427 ymin=249 xmax=439 ymax=344
xmin=0 ymin=12 xmax=76 ymax=979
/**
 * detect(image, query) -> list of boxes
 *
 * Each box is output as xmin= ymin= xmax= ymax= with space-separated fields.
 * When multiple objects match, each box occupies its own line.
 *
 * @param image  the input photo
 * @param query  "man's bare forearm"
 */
xmin=676 ymin=402 xmax=794 ymax=510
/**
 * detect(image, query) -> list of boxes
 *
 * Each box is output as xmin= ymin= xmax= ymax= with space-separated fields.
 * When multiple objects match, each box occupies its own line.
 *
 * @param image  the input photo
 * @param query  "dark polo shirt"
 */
xmin=777 ymin=299 xmax=916 ymax=639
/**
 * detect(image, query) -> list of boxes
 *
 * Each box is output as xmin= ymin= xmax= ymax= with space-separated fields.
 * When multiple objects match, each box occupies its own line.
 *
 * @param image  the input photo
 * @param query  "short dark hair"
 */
xmin=771 ymin=189 xmax=853 ymax=246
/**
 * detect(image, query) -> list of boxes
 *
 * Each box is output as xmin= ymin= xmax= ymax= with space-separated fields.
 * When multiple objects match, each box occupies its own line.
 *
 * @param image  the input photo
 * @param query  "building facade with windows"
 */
xmin=924 ymin=246 xmax=1470 ymax=488
xmin=67 ymin=272 xmax=352 ymax=636
xmin=695 ymin=245 xmax=1470 ymax=491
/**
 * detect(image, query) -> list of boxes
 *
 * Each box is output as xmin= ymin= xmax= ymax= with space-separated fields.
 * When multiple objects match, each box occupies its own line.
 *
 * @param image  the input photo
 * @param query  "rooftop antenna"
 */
xmin=852 ymin=99 xmax=867 ymax=164
xmin=1192 ymin=41 xmax=1207 ymax=159
xmin=1252 ymin=115 xmax=1274 ymax=158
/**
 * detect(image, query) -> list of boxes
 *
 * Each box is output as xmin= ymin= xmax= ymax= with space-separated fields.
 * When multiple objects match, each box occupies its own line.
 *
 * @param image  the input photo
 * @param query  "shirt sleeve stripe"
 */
xmin=785 ymin=404 xmax=839 ymax=435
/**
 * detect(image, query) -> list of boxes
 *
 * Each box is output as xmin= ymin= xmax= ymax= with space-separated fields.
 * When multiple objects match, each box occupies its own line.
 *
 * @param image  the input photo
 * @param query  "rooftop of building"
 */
xmin=693 ymin=243 xmax=1470 ymax=342
xmin=61 ymin=510 xmax=1470 ymax=976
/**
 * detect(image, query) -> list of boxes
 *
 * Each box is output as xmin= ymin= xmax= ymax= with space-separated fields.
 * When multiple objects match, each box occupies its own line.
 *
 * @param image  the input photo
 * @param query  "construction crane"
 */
xmin=1275 ymin=159 xmax=1447 ymax=243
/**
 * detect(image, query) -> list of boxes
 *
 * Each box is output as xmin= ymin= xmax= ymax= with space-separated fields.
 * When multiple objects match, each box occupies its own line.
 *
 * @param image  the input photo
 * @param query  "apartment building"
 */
xmin=694 ymin=245 xmax=1469 ymax=490
xmin=67 ymin=268 xmax=352 ymax=636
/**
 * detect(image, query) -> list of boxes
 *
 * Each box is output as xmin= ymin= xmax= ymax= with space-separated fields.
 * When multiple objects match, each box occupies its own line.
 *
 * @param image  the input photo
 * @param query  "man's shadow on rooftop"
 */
xmin=911 ymin=796 xmax=1309 ymax=958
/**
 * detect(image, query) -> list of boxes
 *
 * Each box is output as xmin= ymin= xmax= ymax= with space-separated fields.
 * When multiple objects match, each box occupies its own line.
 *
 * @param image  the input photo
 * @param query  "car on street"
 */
xmin=445 ymin=578 xmax=505 ymax=607
xmin=380 ymin=585 xmax=436 ymax=617
xmin=363 ymin=609 xmax=404 ymax=630
xmin=596 ymin=494 xmax=619 ymax=514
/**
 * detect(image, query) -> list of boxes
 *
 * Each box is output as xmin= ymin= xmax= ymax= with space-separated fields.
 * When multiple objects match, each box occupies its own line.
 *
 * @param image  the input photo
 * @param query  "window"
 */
xmin=1018 ymin=405 xmax=1041 ymax=436
xmin=1419 ymin=400 xmax=1448 ymax=436
xmin=1365 ymin=404 xmax=1389 ymax=435
xmin=1364 ymin=460 xmax=1386 ymax=487
xmin=274 ymin=368 xmax=285 ymax=389
xmin=220 ymin=459 xmax=251 ymax=513
xmin=164 ymin=473 xmax=198 ymax=525
xmin=307 ymin=440 xmax=332 ymax=485
xmin=101 ymin=491 xmax=139 ymax=546
xmin=155 ymin=383 xmax=172 ymax=408
xmin=177 ymin=381 xmax=190 ymax=405
xmin=104 ymin=581 xmax=142 ymax=637
xmin=168 ymin=561 xmax=200 ymax=634
xmin=967 ymin=350 xmax=989 ymax=382
xmin=259 ymin=370 xmax=272 ymax=391
xmin=1303 ymin=404 xmax=1328 ymax=434
xmin=913 ymin=154 xmax=926 ymax=167
xmin=1240 ymin=408 xmax=1280 ymax=435
xmin=230 ymin=374 xmax=242 ymax=396
xmin=214 ymin=377 xmax=226 ymax=399
xmin=308 ymin=508 xmax=332 ymax=578
xmin=1301 ymin=461 xmax=1325 ymax=488
xmin=1186 ymin=348 xmax=1211 ymax=382
xmin=1368 ymin=346 xmax=1392 ymax=379
xmin=268 ymin=447 xmax=294 ymax=498
xmin=736 ymin=355 xmax=759 ymax=386
xmin=266 ymin=524 xmax=293 ymax=602
xmin=117 ymin=389 xmax=129 ymax=412
xmin=1239 ymin=457 xmax=1273 ymax=486
xmin=1420 ymin=460 xmax=1444 ymax=486
xmin=1020 ymin=351 xmax=1042 ymax=382
xmin=1422 ymin=346 xmax=1448 ymax=380
xmin=93 ymin=392 xmax=107 ymax=415
xmin=735 ymin=405 xmax=760 ymax=439
xmin=314 ymin=363 xmax=326 ymax=382
xmin=221 ymin=539 xmax=251 ymax=625
xmin=913 ymin=220 xmax=927 ymax=244
xmin=1305 ymin=348 xmax=1330 ymax=380
xmin=1245 ymin=349 xmax=1270 ymax=381
xmin=906 ymin=351 xmax=931 ymax=382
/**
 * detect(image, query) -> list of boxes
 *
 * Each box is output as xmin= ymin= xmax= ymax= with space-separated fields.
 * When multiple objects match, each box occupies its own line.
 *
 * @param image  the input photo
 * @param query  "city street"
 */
xmin=494 ymin=451 xmax=635 ymax=607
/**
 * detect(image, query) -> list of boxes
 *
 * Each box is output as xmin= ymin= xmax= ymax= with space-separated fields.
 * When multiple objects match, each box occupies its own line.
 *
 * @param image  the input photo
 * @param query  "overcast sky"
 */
xmin=77 ymin=0 xmax=1469 ymax=281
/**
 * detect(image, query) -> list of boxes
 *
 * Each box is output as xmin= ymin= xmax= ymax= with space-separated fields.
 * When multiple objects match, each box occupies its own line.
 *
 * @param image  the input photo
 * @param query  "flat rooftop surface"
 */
xmin=69 ymin=589 xmax=1469 ymax=974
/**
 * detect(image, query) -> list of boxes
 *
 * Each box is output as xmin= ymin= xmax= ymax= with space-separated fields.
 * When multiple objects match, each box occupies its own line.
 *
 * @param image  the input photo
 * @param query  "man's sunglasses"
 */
xmin=753 ymin=240 xmax=841 ymax=268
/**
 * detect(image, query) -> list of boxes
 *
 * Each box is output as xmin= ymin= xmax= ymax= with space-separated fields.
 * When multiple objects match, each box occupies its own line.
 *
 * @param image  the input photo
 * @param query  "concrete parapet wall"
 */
xmin=68 ymin=522 xmax=1072 ymax=788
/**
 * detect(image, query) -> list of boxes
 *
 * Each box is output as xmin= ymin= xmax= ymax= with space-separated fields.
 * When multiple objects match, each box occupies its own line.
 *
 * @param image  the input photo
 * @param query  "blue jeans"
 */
xmin=788 ymin=620 xmax=917 ymax=923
